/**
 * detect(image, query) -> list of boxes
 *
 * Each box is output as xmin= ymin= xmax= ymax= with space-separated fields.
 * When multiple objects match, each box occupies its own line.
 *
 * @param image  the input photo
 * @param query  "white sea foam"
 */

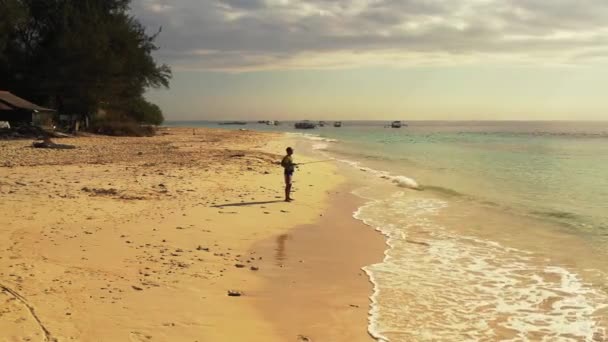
xmin=287 ymin=132 xmax=338 ymax=151
xmin=311 ymin=142 xmax=329 ymax=150
xmin=334 ymin=157 xmax=420 ymax=190
xmin=353 ymin=191 xmax=608 ymax=342
xmin=286 ymin=132 xmax=338 ymax=143
xmin=300 ymin=138 xmax=420 ymax=190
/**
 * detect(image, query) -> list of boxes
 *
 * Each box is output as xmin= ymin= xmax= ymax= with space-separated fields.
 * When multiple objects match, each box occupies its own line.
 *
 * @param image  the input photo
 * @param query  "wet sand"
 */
xmin=252 ymin=184 xmax=385 ymax=342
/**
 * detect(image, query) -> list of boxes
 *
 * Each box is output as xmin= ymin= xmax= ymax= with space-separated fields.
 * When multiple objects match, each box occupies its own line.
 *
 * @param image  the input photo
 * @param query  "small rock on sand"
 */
xmin=227 ymin=290 xmax=243 ymax=297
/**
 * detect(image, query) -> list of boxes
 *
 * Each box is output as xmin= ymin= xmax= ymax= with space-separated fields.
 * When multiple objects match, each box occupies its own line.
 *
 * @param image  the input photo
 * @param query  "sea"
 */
xmin=166 ymin=120 xmax=608 ymax=341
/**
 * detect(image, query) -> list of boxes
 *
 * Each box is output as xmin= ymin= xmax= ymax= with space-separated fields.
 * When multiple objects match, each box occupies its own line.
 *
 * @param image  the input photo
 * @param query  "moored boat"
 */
xmin=295 ymin=121 xmax=316 ymax=129
xmin=219 ymin=121 xmax=247 ymax=125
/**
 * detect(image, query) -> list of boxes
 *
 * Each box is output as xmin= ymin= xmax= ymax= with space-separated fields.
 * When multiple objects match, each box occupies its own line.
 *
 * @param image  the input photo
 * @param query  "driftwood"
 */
xmin=32 ymin=138 xmax=76 ymax=149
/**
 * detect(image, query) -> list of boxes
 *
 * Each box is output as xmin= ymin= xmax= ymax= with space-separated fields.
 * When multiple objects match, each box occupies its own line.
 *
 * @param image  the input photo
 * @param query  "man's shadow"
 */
xmin=211 ymin=200 xmax=284 ymax=208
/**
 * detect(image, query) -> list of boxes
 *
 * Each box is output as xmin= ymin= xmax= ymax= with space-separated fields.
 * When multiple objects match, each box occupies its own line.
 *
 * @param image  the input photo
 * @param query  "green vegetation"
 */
xmin=0 ymin=0 xmax=171 ymax=126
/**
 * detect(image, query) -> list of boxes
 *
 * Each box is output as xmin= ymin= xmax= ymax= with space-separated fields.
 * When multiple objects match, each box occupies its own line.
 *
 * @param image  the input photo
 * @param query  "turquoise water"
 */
xmin=168 ymin=121 xmax=608 ymax=340
xmin=321 ymin=122 xmax=608 ymax=238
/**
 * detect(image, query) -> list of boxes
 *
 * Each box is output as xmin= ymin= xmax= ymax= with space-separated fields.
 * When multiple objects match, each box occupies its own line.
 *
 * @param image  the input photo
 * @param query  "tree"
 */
xmin=0 ymin=0 xmax=170 ymax=124
xmin=128 ymin=97 xmax=164 ymax=125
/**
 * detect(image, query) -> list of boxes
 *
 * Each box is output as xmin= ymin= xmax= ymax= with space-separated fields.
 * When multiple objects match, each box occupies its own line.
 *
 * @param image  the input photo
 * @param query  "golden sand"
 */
xmin=0 ymin=127 xmax=382 ymax=341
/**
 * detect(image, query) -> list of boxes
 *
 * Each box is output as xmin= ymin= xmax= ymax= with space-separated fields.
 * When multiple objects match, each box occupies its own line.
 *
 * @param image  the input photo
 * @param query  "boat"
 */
xmin=295 ymin=121 xmax=316 ymax=129
xmin=333 ymin=121 xmax=342 ymax=127
xmin=390 ymin=121 xmax=402 ymax=128
xmin=219 ymin=121 xmax=247 ymax=125
xmin=265 ymin=120 xmax=275 ymax=125
xmin=274 ymin=121 xmax=280 ymax=126
xmin=318 ymin=121 xmax=326 ymax=127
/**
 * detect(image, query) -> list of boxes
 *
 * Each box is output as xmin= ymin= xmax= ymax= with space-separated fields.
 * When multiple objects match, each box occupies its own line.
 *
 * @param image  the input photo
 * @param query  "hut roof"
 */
xmin=0 ymin=91 xmax=55 ymax=112
xmin=0 ymin=101 xmax=13 ymax=111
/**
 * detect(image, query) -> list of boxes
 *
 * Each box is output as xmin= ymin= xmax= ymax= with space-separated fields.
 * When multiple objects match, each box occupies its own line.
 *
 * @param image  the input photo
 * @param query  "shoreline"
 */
xmin=0 ymin=127 xmax=385 ymax=341
xmin=251 ymin=181 xmax=385 ymax=342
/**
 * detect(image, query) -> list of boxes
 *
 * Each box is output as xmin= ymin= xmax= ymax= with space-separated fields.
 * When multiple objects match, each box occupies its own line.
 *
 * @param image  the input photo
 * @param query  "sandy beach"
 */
xmin=0 ymin=127 xmax=382 ymax=341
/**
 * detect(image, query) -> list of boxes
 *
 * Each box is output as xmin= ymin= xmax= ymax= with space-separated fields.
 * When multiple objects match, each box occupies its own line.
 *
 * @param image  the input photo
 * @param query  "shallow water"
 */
xmin=354 ymin=188 xmax=607 ymax=341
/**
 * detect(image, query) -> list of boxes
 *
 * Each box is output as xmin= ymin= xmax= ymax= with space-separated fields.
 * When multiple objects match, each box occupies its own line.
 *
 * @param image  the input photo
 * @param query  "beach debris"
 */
xmin=81 ymin=187 xmax=118 ymax=196
xmin=119 ymin=194 xmax=146 ymax=200
xmin=196 ymin=246 xmax=209 ymax=251
xmin=32 ymin=138 xmax=76 ymax=149
xmin=131 ymin=286 xmax=143 ymax=291
xmin=230 ymin=153 xmax=245 ymax=158
xmin=349 ymin=304 xmax=359 ymax=308
xmin=227 ymin=290 xmax=243 ymax=297
xmin=250 ymin=266 xmax=259 ymax=271
xmin=297 ymin=335 xmax=312 ymax=341
xmin=234 ymin=264 xmax=246 ymax=268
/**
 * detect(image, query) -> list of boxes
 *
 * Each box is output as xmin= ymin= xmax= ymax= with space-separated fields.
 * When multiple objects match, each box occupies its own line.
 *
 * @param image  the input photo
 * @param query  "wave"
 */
xmin=292 ymin=133 xmax=422 ymax=190
xmin=298 ymin=138 xmax=420 ymax=190
xmin=286 ymin=132 xmax=339 ymax=151
xmin=352 ymin=192 xmax=608 ymax=341
xmin=422 ymin=185 xmax=466 ymax=198
xmin=340 ymin=159 xmax=420 ymax=190
xmin=285 ymin=132 xmax=338 ymax=143
xmin=532 ymin=210 xmax=582 ymax=221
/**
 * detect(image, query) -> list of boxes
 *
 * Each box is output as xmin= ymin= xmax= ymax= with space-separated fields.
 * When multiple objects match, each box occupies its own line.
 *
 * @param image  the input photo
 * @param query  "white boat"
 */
xmin=391 ymin=121 xmax=402 ymax=128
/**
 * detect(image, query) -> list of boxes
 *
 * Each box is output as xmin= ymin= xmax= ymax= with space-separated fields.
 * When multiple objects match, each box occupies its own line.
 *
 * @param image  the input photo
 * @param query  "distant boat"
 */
xmin=274 ymin=121 xmax=280 ymax=126
xmin=390 ymin=121 xmax=402 ymax=128
xmin=295 ymin=121 xmax=316 ymax=129
xmin=266 ymin=120 xmax=275 ymax=125
xmin=318 ymin=121 xmax=327 ymax=127
xmin=219 ymin=121 xmax=247 ymax=125
xmin=333 ymin=121 xmax=342 ymax=127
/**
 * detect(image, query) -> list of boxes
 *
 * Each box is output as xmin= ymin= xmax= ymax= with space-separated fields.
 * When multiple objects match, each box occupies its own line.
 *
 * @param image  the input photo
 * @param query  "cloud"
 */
xmin=130 ymin=0 xmax=608 ymax=70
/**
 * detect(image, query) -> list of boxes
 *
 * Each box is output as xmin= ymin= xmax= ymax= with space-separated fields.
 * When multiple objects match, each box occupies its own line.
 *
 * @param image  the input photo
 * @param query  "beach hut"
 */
xmin=0 ymin=91 xmax=56 ymax=126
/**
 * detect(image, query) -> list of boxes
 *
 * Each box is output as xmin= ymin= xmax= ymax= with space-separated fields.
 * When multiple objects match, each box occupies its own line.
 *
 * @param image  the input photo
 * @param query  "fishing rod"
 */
xmin=296 ymin=159 xmax=334 ymax=166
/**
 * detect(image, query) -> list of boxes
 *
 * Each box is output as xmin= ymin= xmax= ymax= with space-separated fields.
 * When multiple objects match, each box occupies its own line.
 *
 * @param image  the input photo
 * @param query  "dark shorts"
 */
xmin=284 ymin=170 xmax=294 ymax=184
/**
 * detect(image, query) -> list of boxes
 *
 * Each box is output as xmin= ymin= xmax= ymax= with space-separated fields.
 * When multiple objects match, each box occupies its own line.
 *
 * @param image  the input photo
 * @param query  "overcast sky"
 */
xmin=131 ymin=0 xmax=608 ymax=121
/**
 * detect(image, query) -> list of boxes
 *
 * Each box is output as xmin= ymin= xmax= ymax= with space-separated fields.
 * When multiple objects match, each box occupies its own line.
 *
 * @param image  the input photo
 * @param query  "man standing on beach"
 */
xmin=281 ymin=147 xmax=295 ymax=202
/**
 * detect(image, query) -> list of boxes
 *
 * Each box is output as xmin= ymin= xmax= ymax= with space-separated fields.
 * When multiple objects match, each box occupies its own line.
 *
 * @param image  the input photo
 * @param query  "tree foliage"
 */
xmin=0 ymin=0 xmax=170 ymax=124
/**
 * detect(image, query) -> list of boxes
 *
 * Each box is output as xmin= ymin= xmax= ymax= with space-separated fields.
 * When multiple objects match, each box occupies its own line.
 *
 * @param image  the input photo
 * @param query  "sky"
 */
xmin=131 ymin=0 xmax=608 ymax=121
